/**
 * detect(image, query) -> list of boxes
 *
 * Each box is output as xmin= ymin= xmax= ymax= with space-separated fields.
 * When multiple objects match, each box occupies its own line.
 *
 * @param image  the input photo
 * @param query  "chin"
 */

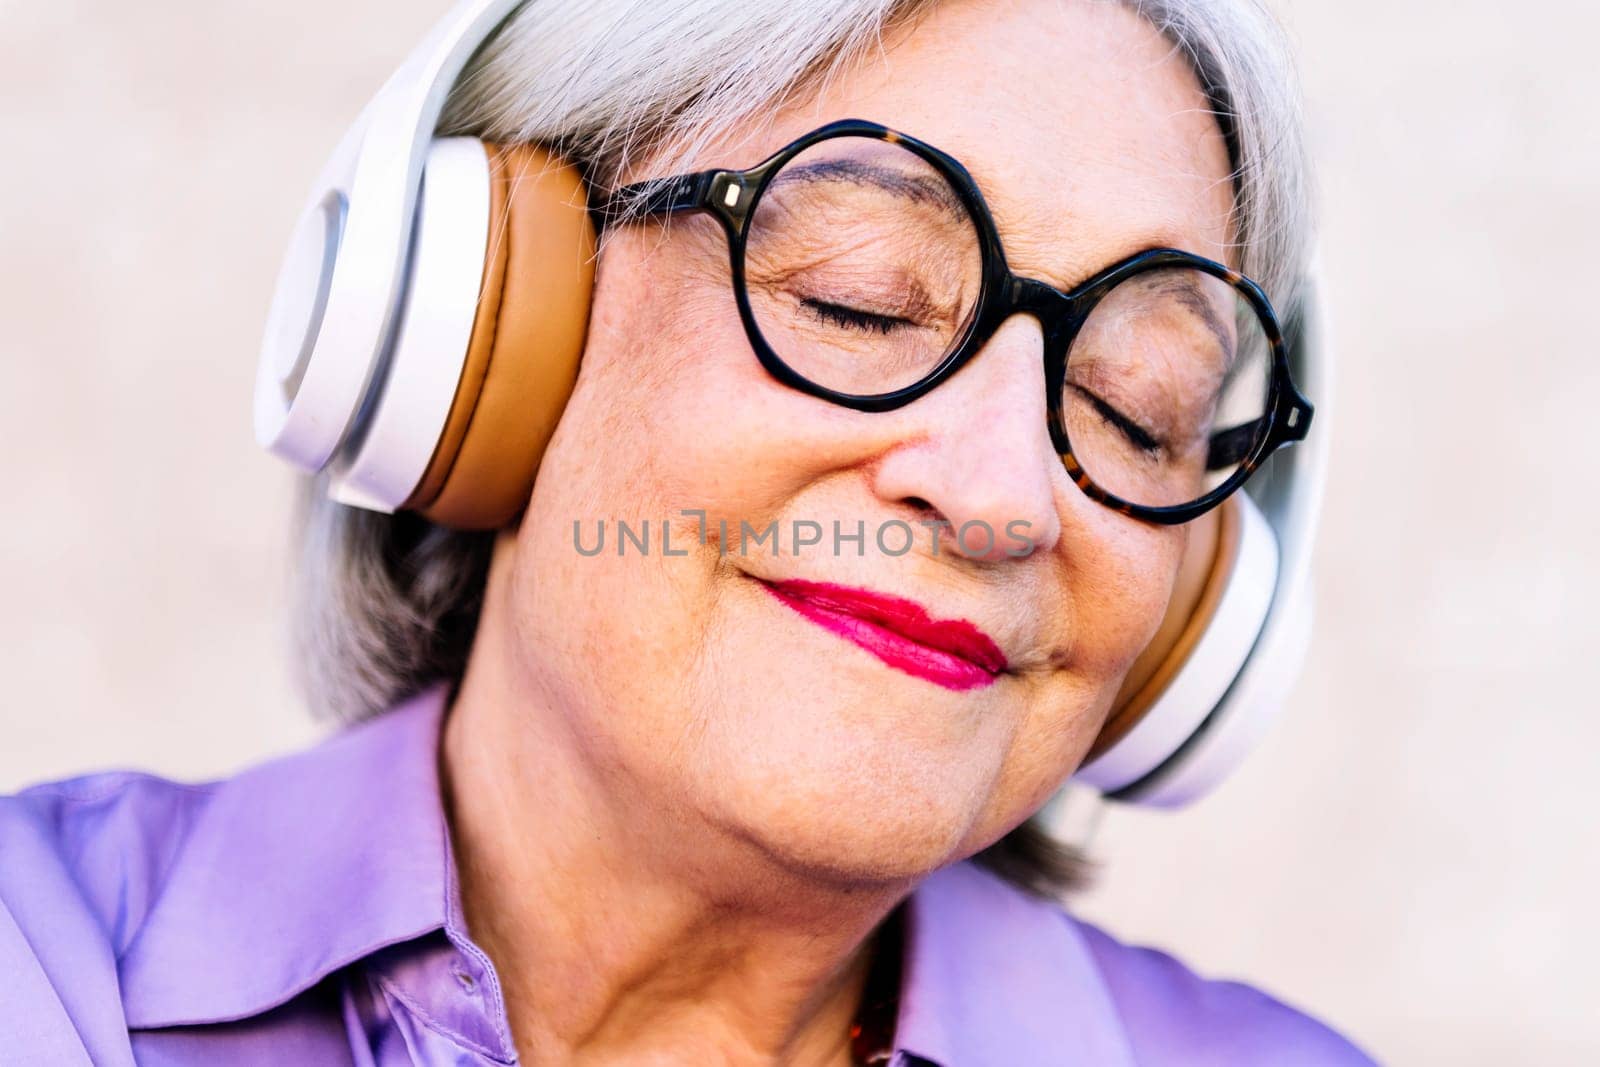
xmin=747 ymin=813 xmax=973 ymax=890
xmin=704 ymin=730 xmax=999 ymax=889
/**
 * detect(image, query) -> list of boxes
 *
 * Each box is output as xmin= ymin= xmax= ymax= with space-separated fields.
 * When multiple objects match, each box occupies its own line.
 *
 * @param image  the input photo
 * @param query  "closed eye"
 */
xmin=1069 ymin=383 xmax=1163 ymax=455
xmin=800 ymin=298 xmax=912 ymax=335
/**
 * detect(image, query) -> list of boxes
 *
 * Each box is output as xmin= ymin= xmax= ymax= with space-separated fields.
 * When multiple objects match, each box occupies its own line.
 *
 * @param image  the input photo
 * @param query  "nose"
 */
xmin=870 ymin=316 xmax=1064 ymax=563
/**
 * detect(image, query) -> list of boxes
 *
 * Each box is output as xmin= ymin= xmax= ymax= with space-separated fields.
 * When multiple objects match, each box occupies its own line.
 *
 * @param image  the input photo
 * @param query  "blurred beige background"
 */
xmin=2 ymin=1 xmax=1594 ymax=1063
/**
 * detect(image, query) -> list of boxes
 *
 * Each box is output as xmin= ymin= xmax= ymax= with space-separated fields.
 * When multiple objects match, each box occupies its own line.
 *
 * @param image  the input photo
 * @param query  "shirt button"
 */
xmin=454 ymin=969 xmax=477 ymax=994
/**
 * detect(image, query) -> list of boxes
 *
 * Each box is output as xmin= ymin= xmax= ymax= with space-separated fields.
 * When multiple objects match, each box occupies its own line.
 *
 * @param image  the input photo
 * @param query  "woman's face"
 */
xmin=492 ymin=0 xmax=1236 ymax=880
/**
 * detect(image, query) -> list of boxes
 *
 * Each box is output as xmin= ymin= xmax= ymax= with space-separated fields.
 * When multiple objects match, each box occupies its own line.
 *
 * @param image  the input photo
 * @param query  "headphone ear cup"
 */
xmin=1072 ymin=490 xmax=1281 ymax=798
xmin=401 ymin=141 xmax=598 ymax=530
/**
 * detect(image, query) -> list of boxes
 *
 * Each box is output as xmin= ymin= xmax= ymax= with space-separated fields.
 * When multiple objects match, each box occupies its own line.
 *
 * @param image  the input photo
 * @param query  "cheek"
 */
xmin=1072 ymin=517 xmax=1186 ymax=679
xmin=584 ymin=231 xmax=765 ymax=494
xmin=502 ymin=237 xmax=755 ymax=576
xmin=575 ymin=228 xmax=888 ymax=531
xmin=482 ymin=243 xmax=730 ymax=729
xmin=992 ymin=516 xmax=1185 ymax=811
xmin=492 ymin=230 xmax=827 ymax=762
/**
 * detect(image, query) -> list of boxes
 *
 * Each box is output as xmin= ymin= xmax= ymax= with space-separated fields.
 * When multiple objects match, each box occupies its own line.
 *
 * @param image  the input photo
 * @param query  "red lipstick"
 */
xmin=759 ymin=578 xmax=1007 ymax=691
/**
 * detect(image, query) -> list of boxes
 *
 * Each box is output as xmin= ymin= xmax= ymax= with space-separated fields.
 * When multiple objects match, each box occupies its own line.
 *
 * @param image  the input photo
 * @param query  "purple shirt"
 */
xmin=1 ymin=685 xmax=1377 ymax=1065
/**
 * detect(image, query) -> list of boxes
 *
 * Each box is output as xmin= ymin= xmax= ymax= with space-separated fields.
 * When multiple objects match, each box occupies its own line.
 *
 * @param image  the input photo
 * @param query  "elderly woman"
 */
xmin=0 ymin=0 xmax=1374 ymax=1063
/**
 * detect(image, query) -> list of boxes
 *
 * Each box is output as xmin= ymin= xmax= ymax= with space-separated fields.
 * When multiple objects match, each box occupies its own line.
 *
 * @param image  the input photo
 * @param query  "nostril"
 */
xmin=898 ymin=495 xmax=956 ymax=545
xmin=902 ymin=496 xmax=949 ymax=528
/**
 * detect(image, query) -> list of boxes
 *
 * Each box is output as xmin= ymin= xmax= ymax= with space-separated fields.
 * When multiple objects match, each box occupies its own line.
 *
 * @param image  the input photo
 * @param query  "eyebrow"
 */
xmin=1147 ymin=271 xmax=1237 ymax=370
xmin=767 ymin=158 xmax=969 ymax=222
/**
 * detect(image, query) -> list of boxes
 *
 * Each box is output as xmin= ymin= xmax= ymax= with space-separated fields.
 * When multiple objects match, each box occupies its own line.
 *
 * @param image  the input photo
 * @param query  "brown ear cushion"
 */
xmin=1083 ymin=494 xmax=1242 ymax=764
xmin=402 ymin=141 xmax=598 ymax=530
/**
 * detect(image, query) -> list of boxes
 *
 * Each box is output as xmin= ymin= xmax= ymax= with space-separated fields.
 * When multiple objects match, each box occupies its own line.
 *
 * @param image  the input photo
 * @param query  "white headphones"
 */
xmin=255 ymin=0 xmax=1331 ymax=810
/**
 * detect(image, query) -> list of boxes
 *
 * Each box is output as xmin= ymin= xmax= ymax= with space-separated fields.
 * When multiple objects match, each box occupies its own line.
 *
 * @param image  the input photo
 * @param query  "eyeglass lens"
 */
xmin=740 ymin=134 xmax=1274 ymax=511
xmin=1062 ymin=268 xmax=1273 ymax=508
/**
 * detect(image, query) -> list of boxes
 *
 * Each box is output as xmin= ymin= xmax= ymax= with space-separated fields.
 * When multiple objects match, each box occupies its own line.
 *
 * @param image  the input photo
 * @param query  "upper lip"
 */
xmin=758 ymin=577 xmax=1009 ymax=674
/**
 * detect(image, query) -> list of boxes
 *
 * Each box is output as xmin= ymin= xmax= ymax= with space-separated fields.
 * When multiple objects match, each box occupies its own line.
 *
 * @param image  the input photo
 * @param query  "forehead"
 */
xmin=702 ymin=0 xmax=1237 ymax=287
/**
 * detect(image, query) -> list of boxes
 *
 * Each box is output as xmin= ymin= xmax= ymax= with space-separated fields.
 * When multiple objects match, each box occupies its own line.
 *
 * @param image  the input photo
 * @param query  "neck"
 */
xmin=439 ymin=588 xmax=912 ymax=1066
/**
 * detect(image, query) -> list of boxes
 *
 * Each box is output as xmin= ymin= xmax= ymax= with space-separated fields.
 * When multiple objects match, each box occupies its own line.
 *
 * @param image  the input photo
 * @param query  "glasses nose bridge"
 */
xmin=1000 ymin=275 xmax=1078 ymax=352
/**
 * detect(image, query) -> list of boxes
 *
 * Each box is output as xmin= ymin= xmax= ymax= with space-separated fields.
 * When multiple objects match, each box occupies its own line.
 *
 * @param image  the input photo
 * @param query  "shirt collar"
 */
xmin=893 ymin=861 xmax=1136 ymax=1067
xmin=118 ymin=683 xmax=1134 ymax=1065
xmin=118 ymin=683 xmax=461 ymax=1031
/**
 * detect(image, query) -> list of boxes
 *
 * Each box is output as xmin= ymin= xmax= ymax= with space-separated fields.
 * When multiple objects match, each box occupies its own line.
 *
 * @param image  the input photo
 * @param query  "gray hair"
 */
xmin=289 ymin=0 xmax=1313 ymax=900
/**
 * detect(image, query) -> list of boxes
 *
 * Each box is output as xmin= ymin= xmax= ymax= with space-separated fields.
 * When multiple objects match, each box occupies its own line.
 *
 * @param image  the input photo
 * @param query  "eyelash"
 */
xmin=801 ymin=298 xmax=910 ymax=335
xmin=1071 ymin=384 xmax=1163 ymax=455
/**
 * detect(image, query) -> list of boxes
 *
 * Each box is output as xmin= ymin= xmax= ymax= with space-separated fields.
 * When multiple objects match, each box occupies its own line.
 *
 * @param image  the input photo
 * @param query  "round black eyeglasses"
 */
xmin=594 ymin=118 xmax=1314 ymax=525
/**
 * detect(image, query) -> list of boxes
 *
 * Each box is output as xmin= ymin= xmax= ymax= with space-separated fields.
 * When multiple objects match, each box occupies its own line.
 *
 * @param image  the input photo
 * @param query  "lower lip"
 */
xmin=758 ymin=580 xmax=1005 ymax=692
